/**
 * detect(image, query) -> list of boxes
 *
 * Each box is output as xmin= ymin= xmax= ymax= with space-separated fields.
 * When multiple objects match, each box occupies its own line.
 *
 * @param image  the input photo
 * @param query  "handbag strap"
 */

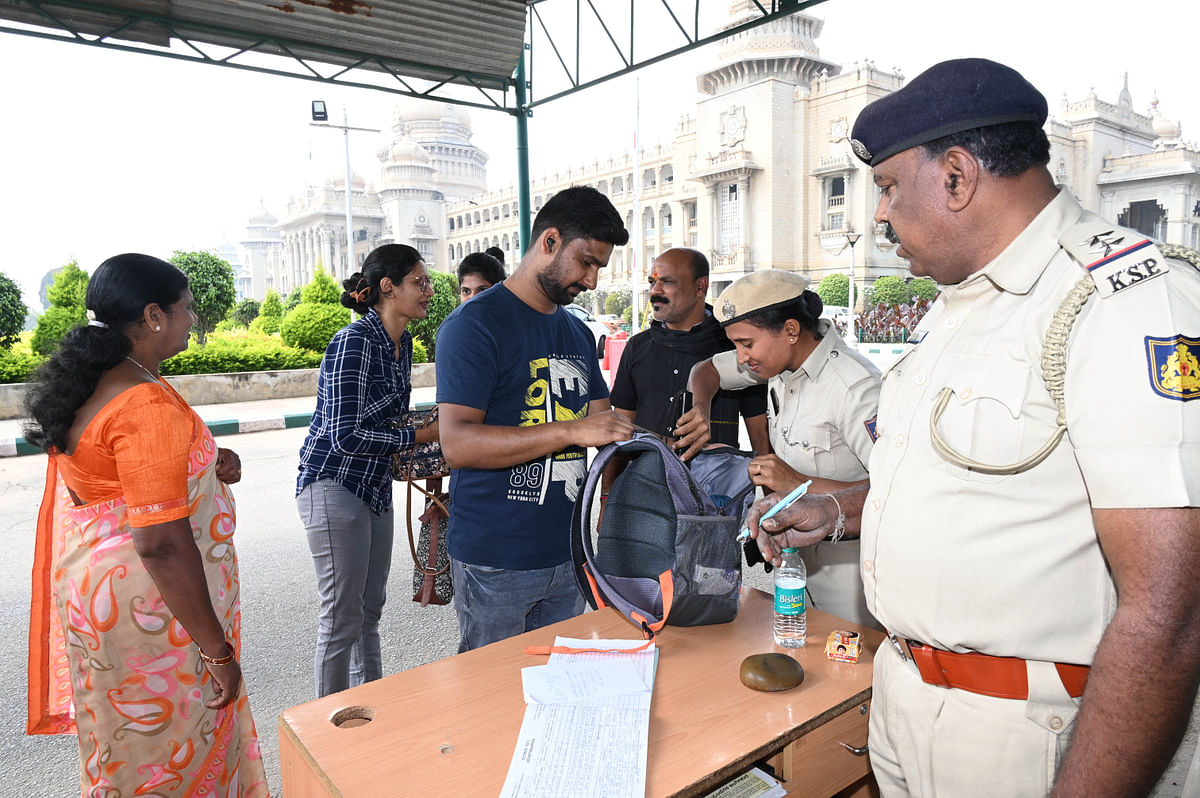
xmin=406 ymin=478 xmax=450 ymax=577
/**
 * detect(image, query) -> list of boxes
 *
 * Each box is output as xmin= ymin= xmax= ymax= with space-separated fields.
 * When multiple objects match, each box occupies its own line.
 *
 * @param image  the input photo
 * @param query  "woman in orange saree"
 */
xmin=25 ymin=253 xmax=268 ymax=797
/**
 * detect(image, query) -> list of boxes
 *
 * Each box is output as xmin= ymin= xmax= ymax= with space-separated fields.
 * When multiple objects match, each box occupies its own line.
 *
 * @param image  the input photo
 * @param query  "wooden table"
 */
xmin=279 ymin=588 xmax=882 ymax=797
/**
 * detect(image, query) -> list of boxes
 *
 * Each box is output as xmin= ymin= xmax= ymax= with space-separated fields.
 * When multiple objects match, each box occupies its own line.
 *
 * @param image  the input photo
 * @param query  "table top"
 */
xmin=279 ymin=588 xmax=882 ymax=797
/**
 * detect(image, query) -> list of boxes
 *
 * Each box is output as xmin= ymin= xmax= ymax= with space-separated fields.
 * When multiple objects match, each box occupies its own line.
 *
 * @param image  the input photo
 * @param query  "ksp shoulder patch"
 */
xmin=1145 ymin=335 xmax=1200 ymax=401
xmin=1060 ymin=221 xmax=1168 ymax=299
xmin=864 ymin=415 xmax=879 ymax=442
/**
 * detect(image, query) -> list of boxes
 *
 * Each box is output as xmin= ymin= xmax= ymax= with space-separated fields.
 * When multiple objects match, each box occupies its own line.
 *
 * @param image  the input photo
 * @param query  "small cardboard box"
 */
xmin=825 ymin=630 xmax=861 ymax=663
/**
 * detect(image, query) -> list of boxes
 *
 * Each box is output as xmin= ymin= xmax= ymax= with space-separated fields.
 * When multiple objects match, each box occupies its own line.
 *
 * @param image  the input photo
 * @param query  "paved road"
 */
xmin=2 ymin=424 xmax=1195 ymax=796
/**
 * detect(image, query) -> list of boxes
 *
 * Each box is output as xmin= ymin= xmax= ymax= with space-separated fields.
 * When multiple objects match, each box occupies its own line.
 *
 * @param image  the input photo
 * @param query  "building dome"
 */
xmin=331 ymin=171 xmax=367 ymax=190
xmin=1149 ymin=95 xmax=1182 ymax=142
xmin=388 ymin=136 xmax=432 ymax=165
xmin=248 ymin=201 xmax=277 ymax=227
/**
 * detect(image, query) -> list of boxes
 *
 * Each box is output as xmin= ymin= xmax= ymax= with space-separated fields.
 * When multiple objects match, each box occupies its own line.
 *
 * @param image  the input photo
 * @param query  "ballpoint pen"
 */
xmin=736 ymin=479 xmax=813 ymax=542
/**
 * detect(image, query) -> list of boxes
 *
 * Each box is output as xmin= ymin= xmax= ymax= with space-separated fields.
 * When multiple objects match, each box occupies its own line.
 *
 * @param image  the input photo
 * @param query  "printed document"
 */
xmin=499 ymin=638 xmax=656 ymax=798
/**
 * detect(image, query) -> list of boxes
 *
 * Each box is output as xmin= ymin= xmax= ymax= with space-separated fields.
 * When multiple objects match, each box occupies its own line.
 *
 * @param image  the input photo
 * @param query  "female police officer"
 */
xmin=676 ymin=270 xmax=881 ymax=628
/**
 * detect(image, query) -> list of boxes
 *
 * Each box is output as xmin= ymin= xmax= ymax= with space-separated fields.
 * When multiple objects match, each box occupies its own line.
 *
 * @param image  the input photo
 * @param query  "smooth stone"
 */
xmin=739 ymin=653 xmax=805 ymax=692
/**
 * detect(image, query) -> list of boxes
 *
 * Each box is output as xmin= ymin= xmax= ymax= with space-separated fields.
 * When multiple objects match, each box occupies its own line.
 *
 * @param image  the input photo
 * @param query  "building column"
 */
xmin=737 ymin=176 xmax=751 ymax=270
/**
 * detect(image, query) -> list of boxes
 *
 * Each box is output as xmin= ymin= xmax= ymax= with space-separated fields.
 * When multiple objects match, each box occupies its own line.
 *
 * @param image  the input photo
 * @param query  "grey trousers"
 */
xmin=297 ymin=479 xmax=394 ymax=698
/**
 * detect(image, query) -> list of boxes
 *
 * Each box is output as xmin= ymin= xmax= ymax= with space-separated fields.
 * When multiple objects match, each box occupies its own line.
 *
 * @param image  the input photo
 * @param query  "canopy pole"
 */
xmin=516 ymin=44 xmax=532 ymax=255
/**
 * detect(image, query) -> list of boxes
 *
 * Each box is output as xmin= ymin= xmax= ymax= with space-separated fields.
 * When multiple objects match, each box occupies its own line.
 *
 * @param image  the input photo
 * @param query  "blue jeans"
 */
xmin=451 ymin=558 xmax=585 ymax=652
xmin=297 ymin=479 xmax=393 ymax=697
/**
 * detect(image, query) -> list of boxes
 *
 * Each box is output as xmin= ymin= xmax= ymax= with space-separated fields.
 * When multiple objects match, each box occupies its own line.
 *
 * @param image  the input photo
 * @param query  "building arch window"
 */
xmin=492 ymin=206 xmax=499 ymax=220
xmin=660 ymin=204 xmax=673 ymax=234
xmin=719 ymin=183 xmax=741 ymax=254
xmin=661 ymin=164 xmax=674 ymax=184
xmin=448 ymin=245 xmax=455 ymax=262
xmin=643 ymin=207 xmax=655 ymax=235
xmin=502 ymin=234 xmax=510 ymax=253
xmin=449 ymin=217 xmax=455 ymax=231
xmin=456 ymin=243 xmax=463 ymax=260
xmin=823 ymin=175 xmax=846 ymax=231
xmin=597 ymin=179 xmax=609 ymax=195
xmin=474 ymin=211 xmax=481 ymax=225
xmin=483 ymin=207 xmax=491 ymax=222
xmin=643 ymin=168 xmax=657 ymax=189
xmin=613 ymin=176 xmax=624 ymax=195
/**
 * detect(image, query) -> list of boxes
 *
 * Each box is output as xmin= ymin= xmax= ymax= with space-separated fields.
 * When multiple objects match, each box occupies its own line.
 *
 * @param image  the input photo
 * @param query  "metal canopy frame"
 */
xmin=0 ymin=0 xmax=831 ymax=247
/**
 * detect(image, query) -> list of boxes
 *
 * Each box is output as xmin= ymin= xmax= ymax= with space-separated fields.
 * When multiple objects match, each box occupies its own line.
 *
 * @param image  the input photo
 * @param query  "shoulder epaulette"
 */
xmin=1059 ymin=219 xmax=1168 ymax=299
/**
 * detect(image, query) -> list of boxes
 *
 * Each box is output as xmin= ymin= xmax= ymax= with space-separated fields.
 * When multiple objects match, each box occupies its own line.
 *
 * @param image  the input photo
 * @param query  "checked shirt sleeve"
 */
xmin=320 ymin=329 xmax=412 ymax=456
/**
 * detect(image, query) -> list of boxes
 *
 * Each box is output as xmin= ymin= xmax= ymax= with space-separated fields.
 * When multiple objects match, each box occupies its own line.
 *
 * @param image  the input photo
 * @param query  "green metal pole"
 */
xmin=516 ymin=44 xmax=532 ymax=255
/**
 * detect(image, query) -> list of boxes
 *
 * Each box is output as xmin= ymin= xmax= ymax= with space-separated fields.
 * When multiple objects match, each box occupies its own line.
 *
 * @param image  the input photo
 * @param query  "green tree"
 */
xmin=408 ymin=271 xmax=457 ymax=361
xmin=0 ymin=272 xmax=29 ymax=350
xmin=32 ymin=261 xmax=88 ymax=355
xmin=816 ymin=273 xmax=849 ymax=308
xmin=280 ymin=303 xmax=351 ymax=352
xmin=231 ymin=298 xmax=261 ymax=328
xmin=909 ymin=277 xmax=939 ymax=302
xmin=302 ymin=268 xmax=341 ymax=304
xmin=260 ymin=290 xmax=283 ymax=319
xmin=169 ymin=250 xmax=236 ymax=345
xmin=871 ymin=275 xmax=914 ymax=306
xmin=284 ymin=286 xmax=304 ymax=312
xmin=604 ymin=287 xmax=631 ymax=317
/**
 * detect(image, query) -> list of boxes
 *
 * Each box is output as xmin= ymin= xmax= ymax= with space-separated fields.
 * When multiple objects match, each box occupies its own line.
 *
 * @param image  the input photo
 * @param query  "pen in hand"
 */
xmin=736 ymin=480 xmax=813 ymax=542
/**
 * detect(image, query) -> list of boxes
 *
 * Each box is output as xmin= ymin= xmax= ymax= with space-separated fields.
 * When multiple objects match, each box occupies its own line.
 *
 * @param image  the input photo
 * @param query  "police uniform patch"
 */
xmin=1060 ymin=221 xmax=1169 ymax=300
xmin=864 ymin=415 xmax=879 ymax=442
xmin=1145 ymin=335 xmax=1200 ymax=401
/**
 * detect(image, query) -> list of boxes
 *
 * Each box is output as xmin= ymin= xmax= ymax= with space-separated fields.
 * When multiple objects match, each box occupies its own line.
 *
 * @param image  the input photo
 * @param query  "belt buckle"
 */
xmin=887 ymin=631 xmax=910 ymax=662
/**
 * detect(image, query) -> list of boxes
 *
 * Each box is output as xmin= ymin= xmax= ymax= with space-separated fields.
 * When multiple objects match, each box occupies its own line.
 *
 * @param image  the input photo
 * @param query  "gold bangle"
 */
xmin=198 ymin=642 xmax=235 ymax=666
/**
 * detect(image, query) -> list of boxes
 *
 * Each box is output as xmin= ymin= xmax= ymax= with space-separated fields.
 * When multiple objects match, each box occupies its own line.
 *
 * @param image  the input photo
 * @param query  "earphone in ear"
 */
xmin=546 ymin=237 xmax=555 ymax=251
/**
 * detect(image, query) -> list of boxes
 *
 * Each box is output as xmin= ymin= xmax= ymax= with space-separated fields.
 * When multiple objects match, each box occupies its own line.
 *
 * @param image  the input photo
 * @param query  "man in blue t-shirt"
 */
xmin=436 ymin=186 xmax=634 ymax=651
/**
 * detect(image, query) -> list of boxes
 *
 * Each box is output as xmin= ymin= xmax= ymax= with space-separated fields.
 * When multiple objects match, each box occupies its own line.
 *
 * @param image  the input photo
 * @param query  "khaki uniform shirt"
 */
xmin=713 ymin=319 xmax=880 ymax=480
xmin=861 ymin=189 xmax=1200 ymax=664
xmin=715 ymin=320 xmax=881 ymax=626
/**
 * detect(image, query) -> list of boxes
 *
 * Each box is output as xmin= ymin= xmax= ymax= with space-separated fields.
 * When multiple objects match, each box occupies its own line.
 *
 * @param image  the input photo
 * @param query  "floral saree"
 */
xmin=27 ymin=391 xmax=268 ymax=798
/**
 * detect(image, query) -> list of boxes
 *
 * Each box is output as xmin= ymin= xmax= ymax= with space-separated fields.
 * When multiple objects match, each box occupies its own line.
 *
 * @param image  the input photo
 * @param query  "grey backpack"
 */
xmin=572 ymin=434 xmax=754 ymax=639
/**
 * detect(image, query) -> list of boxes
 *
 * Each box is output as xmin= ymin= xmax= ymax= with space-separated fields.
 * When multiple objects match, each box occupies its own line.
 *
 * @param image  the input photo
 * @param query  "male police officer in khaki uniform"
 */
xmin=742 ymin=58 xmax=1200 ymax=796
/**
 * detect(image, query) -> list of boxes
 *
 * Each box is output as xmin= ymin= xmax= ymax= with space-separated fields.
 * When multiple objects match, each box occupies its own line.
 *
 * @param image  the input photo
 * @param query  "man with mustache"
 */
xmin=437 ymin=186 xmax=635 ymax=651
xmin=603 ymin=248 xmax=769 ymax=505
xmin=741 ymin=58 xmax=1200 ymax=796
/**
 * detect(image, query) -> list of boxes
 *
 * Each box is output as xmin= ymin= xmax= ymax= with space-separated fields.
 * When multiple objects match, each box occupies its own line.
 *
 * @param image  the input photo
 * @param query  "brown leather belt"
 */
xmin=886 ymin=631 xmax=1089 ymax=700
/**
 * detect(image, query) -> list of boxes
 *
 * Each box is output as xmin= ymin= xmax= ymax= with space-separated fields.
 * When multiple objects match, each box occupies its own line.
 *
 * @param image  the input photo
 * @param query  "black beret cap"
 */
xmin=850 ymin=58 xmax=1048 ymax=166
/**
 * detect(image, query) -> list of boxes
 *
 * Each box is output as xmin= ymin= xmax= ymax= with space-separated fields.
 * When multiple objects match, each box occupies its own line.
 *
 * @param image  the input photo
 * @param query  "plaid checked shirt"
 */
xmin=296 ymin=310 xmax=416 ymax=514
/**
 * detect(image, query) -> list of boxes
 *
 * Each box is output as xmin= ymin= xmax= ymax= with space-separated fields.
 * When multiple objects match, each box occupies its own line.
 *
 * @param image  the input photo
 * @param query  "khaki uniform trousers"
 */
xmin=869 ymin=642 xmax=1082 ymax=797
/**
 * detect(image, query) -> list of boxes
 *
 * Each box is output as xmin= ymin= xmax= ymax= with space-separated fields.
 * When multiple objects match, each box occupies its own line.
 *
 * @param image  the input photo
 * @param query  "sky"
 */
xmin=2 ymin=0 xmax=1196 ymax=310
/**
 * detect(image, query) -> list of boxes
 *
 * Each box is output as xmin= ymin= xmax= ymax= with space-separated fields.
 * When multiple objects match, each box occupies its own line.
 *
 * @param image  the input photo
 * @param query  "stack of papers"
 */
xmin=499 ymin=638 xmax=657 ymax=798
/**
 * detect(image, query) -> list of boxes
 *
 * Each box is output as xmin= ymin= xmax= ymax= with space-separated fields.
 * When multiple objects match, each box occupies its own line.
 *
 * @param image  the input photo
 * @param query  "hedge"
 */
xmin=161 ymin=333 xmax=322 ymax=375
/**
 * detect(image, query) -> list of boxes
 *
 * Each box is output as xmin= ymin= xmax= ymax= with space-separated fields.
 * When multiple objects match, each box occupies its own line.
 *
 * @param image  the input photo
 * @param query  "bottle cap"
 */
xmin=782 ymin=547 xmax=799 ymax=553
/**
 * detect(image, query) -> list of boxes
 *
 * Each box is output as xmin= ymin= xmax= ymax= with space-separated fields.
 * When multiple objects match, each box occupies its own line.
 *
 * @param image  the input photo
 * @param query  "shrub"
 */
xmin=161 ymin=331 xmax=322 ymax=375
xmin=231 ymin=298 xmax=261 ymax=327
xmin=31 ymin=305 xmax=86 ymax=355
xmin=412 ymin=337 xmax=428 ymax=364
xmin=302 ymin=268 xmax=341 ymax=304
xmin=871 ymin=275 xmax=913 ymax=307
xmin=284 ymin=286 xmax=303 ymax=312
xmin=408 ymin=271 xmax=457 ymax=360
xmin=260 ymin=290 xmax=283 ymax=320
xmin=0 ymin=348 xmax=44 ymax=383
xmin=249 ymin=314 xmax=281 ymax=336
xmin=604 ymin=288 xmax=631 ymax=317
xmin=281 ymin=303 xmax=351 ymax=352
xmin=816 ymin=273 xmax=849 ymax=308
xmin=909 ymin=278 xmax=939 ymax=302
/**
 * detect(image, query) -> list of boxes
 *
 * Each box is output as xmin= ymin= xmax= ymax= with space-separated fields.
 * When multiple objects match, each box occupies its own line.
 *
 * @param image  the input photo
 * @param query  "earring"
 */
xmin=789 ymin=337 xmax=796 ymax=344
xmin=155 ymin=326 xmax=161 ymax=332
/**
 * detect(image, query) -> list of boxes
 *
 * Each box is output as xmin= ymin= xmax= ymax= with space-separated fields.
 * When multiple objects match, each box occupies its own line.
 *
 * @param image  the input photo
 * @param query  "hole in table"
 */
xmin=330 ymin=705 xmax=375 ymax=728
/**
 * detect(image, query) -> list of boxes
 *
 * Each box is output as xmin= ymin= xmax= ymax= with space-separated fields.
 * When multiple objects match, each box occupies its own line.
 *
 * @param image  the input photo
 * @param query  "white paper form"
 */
xmin=499 ymin=637 xmax=656 ymax=798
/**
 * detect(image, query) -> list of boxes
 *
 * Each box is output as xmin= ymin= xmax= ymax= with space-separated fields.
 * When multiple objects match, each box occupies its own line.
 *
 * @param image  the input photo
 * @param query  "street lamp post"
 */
xmin=311 ymin=102 xmax=379 ymax=279
xmin=845 ymin=231 xmax=862 ymax=340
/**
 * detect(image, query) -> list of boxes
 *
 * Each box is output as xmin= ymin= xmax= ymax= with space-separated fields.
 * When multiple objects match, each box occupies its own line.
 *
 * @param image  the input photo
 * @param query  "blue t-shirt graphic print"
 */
xmin=435 ymin=283 xmax=608 ymax=569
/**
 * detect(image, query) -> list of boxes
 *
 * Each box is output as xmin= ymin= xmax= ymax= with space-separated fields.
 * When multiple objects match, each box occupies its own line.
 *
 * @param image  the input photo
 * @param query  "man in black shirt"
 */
xmin=608 ymin=248 xmax=769 ymax=454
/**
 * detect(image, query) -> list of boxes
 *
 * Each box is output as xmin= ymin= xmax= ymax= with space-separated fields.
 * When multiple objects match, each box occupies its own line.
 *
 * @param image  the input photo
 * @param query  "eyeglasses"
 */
xmin=408 ymin=276 xmax=432 ymax=292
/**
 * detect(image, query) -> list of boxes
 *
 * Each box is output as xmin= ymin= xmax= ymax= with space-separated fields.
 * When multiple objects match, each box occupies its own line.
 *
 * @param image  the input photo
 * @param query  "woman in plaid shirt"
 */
xmin=296 ymin=243 xmax=438 ymax=697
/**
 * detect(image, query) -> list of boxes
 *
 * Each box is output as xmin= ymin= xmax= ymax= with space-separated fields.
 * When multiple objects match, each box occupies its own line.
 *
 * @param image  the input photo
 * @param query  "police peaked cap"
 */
xmin=849 ymin=58 xmax=1048 ymax=166
xmin=715 ymin=270 xmax=811 ymax=326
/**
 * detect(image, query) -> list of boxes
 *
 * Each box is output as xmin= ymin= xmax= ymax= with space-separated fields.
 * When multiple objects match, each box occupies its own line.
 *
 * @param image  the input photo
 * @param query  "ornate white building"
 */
xmin=240 ymin=1 xmax=1199 ymax=306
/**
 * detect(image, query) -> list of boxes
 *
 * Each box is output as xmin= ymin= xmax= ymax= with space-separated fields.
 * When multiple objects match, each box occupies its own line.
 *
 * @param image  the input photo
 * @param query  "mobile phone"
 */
xmin=666 ymin=389 xmax=694 ymax=438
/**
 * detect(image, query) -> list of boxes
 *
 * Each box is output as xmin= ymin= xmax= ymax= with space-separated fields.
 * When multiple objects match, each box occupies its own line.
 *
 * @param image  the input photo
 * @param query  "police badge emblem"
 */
xmin=1146 ymin=335 xmax=1200 ymax=401
xmin=721 ymin=298 xmax=736 ymax=321
xmin=850 ymin=139 xmax=872 ymax=163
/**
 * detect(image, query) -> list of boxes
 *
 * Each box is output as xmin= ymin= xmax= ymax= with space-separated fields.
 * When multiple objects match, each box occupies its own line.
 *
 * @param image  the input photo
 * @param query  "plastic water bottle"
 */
xmin=774 ymin=547 xmax=807 ymax=647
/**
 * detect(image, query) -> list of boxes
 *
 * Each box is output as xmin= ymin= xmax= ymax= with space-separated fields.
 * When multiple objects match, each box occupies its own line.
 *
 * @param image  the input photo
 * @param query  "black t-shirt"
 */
xmin=609 ymin=310 xmax=766 ymax=446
